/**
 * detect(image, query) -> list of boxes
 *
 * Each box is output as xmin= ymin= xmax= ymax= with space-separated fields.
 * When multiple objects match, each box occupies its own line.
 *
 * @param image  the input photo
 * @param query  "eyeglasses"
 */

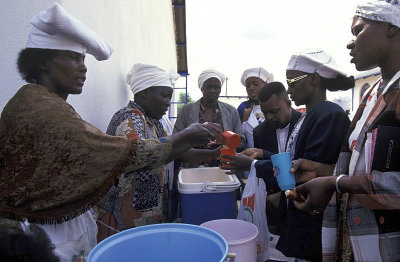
xmin=286 ymin=74 xmax=309 ymax=87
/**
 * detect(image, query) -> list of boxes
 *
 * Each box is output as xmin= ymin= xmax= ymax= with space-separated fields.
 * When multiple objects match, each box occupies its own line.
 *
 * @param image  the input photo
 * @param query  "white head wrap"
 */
xmin=286 ymin=49 xmax=346 ymax=79
xmin=240 ymin=67 xmax=274 ymax=86
xmin=198 ymin=69 xmax=225 ymax=90
xmin=26 ymin=2 xmax=113 ymax=60
xmin=127 ymin=63 xmax=180 ymax=95
xmin=355 ymin=0 xmax=400 ymax=28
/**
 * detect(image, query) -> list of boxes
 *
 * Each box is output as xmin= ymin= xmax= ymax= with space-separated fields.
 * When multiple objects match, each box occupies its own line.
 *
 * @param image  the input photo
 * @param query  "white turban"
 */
xmin=240 ymin=67 xmax=274 ymax=86
xmin=287 ymin=49 xmax=346 ymax=79
xmin=198 ymin=69 xmax=225 ymax=90
xmin=26 ymin=2 xmax=113 ymax=61
xmin=127 ymin=63 xmax=180 ymax=95
xmin=355 ymin=0 xmax=400 ymax=28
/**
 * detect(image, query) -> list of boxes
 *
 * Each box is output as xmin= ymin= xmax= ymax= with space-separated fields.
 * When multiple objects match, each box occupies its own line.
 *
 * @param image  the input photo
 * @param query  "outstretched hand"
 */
xmin=238 ymin=148 xmax=263 ymax=159
xmin=184 ymin=122 xmax=222 ymax=147
xmin=286 ymin=176 xmax=336 ymax=215
xmin=220 ymin=154 xmax=253 ymax=174
xmin=291 ymin=158 xmax=335 ymax=184
xmin=202 ymin=122 xmax=223 ymax=145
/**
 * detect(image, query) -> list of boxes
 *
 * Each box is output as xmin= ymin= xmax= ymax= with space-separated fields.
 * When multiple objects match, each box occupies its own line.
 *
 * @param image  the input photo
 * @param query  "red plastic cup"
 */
xmin=221 ymin=131 xmax=241 ymax=149
xmin=220 ymin=147 xmax=236 ymax=167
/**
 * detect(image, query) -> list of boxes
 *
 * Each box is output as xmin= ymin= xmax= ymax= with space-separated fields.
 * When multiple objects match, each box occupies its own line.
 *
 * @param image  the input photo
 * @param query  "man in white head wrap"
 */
xmin=173 ymin=68 xmax=245 ymax=168
xmin=238 ymin=67 xmax=274 ymax=148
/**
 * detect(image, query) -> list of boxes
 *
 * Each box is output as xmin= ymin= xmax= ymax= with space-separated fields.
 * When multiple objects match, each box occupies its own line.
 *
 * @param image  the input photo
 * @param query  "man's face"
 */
xmin=245 ymin=77 xmax=265 ymax=102
xmin=260 ymin=94 xmax=292 ymax=129
xmin=201 ymin=78 xmax=221 ymax=103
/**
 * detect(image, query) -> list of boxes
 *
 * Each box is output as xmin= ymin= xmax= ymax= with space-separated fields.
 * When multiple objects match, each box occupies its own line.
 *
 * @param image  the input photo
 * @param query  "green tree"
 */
xmin=177 ymin=92 xmax=194 ymax=115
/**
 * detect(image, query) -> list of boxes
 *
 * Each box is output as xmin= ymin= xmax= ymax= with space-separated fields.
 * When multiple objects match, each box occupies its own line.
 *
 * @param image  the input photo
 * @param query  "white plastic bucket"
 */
xmin=201 ymin=219 xmax=258 ymax=262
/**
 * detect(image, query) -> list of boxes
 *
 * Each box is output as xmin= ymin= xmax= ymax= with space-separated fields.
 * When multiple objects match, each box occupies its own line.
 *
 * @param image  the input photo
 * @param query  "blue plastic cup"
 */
xmin=271 ymin=152 xmax=295 ymax=191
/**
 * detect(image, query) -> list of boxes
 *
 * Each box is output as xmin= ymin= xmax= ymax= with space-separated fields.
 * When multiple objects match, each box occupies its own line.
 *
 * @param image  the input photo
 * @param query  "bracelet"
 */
xmin=335 ymin=174 xmax=346 ymax=194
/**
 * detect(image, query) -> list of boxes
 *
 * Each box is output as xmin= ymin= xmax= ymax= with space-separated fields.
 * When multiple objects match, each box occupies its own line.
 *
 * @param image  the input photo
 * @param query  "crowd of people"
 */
xmin=0 ymin=1 xmax=399 ymax=262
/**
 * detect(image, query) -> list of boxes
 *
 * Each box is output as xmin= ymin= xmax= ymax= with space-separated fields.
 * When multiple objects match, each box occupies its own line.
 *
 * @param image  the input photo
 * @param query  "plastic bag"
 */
xmin=237 ymin=160 xmax=269 ymax=262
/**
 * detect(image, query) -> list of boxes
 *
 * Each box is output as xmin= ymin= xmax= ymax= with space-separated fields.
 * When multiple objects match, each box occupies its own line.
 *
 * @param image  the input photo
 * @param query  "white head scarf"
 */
xmin=198 ymin=69 xmax=225 ymax=90
xmin=355 ymin=0 xmax=400 ymax=28
xmin=26 ymin=2 xmax=113 ymax=61
xmin=286 ymin=49 xmax=346 ymax=79
xmin=127 ymin=63 xmax=180 ymax=95
xmin=240 ymin=67 xmax=273 ymax=86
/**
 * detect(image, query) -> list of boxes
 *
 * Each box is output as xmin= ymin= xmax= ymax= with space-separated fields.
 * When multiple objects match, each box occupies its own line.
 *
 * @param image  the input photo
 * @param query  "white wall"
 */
xmin=0 ymin=0 xmax=177 ymax=131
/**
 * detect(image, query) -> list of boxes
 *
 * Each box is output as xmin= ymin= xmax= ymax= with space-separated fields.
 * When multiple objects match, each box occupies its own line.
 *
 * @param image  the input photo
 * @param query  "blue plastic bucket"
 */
xmin=88 ymin=223 xmax=229 ymax=262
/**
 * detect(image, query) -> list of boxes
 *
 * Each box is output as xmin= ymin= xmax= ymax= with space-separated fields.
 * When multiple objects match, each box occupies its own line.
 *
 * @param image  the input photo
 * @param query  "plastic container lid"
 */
xmin=178 ymin=167 xmax=240 ymax=194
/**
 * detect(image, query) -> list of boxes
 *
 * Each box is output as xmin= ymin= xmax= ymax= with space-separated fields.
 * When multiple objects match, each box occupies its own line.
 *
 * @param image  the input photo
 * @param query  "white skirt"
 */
xmin=22 ymin=210 xmax=97 ymax=262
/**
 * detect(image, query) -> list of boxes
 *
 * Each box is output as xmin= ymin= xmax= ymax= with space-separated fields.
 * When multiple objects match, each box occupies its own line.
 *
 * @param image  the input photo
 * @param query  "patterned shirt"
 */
xmin=98 ymin=101 xmax=169 ymax=239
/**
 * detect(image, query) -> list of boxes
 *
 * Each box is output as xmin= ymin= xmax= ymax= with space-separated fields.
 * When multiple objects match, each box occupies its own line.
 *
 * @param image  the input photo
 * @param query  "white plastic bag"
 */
xmin=237 ymin=160 xmax=269 ymax=262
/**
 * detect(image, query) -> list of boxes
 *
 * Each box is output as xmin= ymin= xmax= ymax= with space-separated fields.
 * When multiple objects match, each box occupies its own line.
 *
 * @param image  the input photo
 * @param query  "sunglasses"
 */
xmin=286 ymin=74 xmax=309 ymax=87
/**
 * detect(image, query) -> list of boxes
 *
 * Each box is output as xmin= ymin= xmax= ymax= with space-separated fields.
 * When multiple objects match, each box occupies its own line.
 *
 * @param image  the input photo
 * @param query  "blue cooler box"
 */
xmin=178 ymin=167 xmax=240 ymax=225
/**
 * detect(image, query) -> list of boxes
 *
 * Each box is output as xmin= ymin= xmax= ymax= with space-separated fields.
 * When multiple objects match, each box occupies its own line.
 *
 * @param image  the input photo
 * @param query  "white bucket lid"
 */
xmin=178 ymin=167 xmax=240 ymax=194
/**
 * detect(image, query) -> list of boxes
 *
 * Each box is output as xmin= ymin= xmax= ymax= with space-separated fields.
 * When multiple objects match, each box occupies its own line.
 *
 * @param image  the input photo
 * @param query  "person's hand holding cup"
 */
xmin=271 ymin=152 xmax=296 ymax=191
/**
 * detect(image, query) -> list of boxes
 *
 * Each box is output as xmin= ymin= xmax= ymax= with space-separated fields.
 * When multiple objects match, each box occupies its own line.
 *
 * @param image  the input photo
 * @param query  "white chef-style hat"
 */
xmin=26 ymin=2 xmax=113 ymax=61
xmin=198 ymin=69 xmax=225 ymax=90
xmin=127 ymin=63 xmax=180 ymax=95
xmin=286 ymin=49 xmax=346 ymax=79
xmin=240 ymin=67 xmax=274 ymax=86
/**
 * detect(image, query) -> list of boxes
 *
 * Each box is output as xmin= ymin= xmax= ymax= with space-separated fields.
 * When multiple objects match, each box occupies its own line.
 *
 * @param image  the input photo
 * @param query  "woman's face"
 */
xmin=46 ymin=50 xmax=87 ymax=98
xmin=144 ymin=86 xmax=173 ymax=120
xmin=245 ymin=77 xmax=265 ymax=102
xmin=201 ymin=78 xmax=221 ymax=104
xmin=347 ymin=17 xmax=388 ymax=71
xmin=286 ymin=70 xmax=314 ymax=106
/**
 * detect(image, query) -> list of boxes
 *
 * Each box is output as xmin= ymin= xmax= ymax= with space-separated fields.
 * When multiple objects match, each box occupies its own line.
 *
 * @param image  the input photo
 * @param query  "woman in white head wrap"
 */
xmin=238 ymin=67 xmax=274 ymax=149
xmin=239 ymin=68 xmax=273 ymax=120
xmin=0 ymin=4 xmax=221 ymax=261
xmin=287 ymin=1 xmax=400 ymax=261
xmin=97 ymin=63 xmax=179 ymax=241
xmin=125 ymin=63 xmax=180 ymax=119
xmin=267 ymin=49 xmax=354 ymax=261
xmin=98 ymin=63 xmax=223 ymax=241
xmin=173 ymin=68 xmax=245 ymax=168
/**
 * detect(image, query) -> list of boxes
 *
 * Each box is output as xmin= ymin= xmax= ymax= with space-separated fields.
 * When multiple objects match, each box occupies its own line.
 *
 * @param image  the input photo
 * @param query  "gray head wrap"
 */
xmin=355 ymin=0 xmax=400 ymax=28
